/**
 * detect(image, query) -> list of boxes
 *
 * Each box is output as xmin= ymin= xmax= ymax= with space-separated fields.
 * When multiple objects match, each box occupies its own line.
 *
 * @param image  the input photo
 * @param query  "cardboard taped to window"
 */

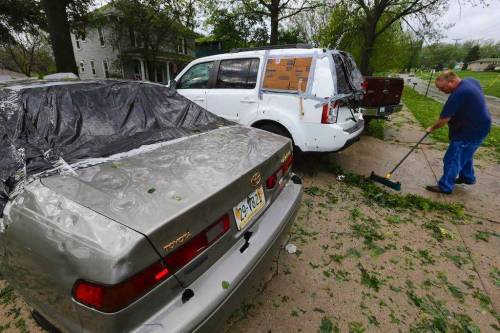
xmin=263 ymin=57 xmax=312 ymax=92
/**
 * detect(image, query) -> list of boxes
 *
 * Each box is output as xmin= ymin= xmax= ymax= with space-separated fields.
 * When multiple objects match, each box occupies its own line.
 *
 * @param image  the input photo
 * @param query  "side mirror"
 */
xmin=168 ymin=79 xmax=177 ymax=89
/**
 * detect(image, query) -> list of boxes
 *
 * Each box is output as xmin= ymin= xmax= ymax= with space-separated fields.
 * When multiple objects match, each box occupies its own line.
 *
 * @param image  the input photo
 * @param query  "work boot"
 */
xmin=425 ymin=185 xmax=451 ymax=194
xmin=455 ymin=177 xmax=475 ymax=185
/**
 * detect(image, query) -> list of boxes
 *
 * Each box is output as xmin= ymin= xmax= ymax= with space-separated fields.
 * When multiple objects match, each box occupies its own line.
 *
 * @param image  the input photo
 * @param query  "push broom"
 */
xmin=370 ymin=132 xmax=430 ymax=191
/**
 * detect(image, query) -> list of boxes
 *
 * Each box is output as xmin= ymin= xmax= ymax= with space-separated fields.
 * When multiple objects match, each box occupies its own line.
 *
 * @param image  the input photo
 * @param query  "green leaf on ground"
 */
xmin=318 ymin=316 xmax=339 ymax=333
xmin=490 ymin=267 xmax=500 ymax=287
xmin=221 ymin=280 xmax=230 ymax=290
xmin=359 ymin=265 xmax=382 ymax=292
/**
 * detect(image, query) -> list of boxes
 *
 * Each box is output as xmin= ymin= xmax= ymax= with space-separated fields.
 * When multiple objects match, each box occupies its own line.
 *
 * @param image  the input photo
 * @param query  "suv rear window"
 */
xmin=332 ymin=52 xmax=363 ymax=95
xmin=215 ymin=58 xmax=259 ymax=89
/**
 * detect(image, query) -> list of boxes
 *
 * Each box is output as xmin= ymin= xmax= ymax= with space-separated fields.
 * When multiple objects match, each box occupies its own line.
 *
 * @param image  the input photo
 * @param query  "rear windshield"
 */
xmin=340 ymin=52 xmax=364 ymax=91
xmin=331 ymin=51 xmax=363 ymax=95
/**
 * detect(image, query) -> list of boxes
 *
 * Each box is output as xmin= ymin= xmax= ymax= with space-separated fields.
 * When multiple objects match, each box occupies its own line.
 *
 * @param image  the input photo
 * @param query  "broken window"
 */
xmin=262 ymin=57 xmax=312 ymax=92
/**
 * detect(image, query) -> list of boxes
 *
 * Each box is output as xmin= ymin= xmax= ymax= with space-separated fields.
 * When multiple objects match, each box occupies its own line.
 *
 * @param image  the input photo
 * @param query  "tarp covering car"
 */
xmin=0 ymin=80 xmax=232 ymax=216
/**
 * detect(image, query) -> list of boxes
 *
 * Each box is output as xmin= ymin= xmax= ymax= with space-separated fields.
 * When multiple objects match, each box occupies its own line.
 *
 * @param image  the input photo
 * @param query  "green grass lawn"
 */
xmin=416 ymin=70 xmax=500 ymax=98
xmin=402 ymin=86 xmax=500 ymax=161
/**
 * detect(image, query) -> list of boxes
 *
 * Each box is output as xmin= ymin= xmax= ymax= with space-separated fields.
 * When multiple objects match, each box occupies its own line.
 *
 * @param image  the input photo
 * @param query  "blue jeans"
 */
xmin=438 ymin=139 xmax=483 ymax=193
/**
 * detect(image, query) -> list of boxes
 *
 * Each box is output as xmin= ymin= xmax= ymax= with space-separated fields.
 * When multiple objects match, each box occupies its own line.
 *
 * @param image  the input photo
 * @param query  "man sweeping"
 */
xmin=425 ymin=70 xmax=491 ymax=194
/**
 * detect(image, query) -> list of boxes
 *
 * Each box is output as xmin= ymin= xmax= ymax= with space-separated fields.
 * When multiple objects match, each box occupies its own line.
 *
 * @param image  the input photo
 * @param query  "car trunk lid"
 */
xmin=41 ymin=126 xmax=293 ymax=286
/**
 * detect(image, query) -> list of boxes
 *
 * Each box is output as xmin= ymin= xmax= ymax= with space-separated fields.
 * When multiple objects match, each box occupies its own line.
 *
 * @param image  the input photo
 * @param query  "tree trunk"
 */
xmin=270 ymin=0 xmax=280 ymax=45
xmin=359 ymin=20 xmax=377 ymax=76
xmin=41 ymin=0 xmax=78 ymax=75
xmin=270 ymin=14 xmax=279 ymax=45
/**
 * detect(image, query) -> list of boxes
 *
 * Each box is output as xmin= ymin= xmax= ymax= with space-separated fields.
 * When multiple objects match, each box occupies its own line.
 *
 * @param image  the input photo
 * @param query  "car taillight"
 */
xmin=266 ymin=174 xmax=277 ymax=189
xmin=361 ymin=79 xmax=368 ymax=92
xmin=266 ymin=152 xmax=293 ymax=189
xmin=164 ymin=215 xmax=230 ymax=271
xmin=321 ymin=100 xmax=339 ymax=124
xmin=73 ymin=215 xmax=230 ymax=313
xmin=73 ymin=260 xmax=170 ymax=313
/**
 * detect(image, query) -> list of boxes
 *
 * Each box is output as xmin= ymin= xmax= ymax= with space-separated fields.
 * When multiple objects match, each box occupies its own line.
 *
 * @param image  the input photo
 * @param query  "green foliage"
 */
xmin=317 ymin=3 xmax=417 ymax=73
xmin=338 ymin=170 xmax=465 ymax=218
xmin=423 ymin=220 xmax=454 ymax=242
xmin=464 ymin=45 xmax=481 ymax=63
xmin=418 ymin=40 xmax=500 ymax=71
xmin=359 ymin=265 xmax=382 ymax=292
xmin=0 ymin=0 xmax=45 ymax=44
xmin=203 ymin=7 xmax=268 ymax=52
xmin=318 ymin=316 xmax=340 ymax=333
xmin=221 ymin=280 xmax=230 ymax=290
xmin=351 ymin=223 xmax=384 ymax=247
xmin=364 ymin=119 xmax=385 ymax=140
xmin=441 ymin=251 xmax=470 ymax=268
xmin=278 ymin=27 xmax=307 ymax=45
xmin=490 ymin=267 xmax=500 ymax=287
xmin=0 ymin=286 xmax=16 ymax=305
xmin=107 ymin=0 xmax=195 ymax=66
xmin=406 ymin=291 xmax=480 ymax=332
xmin=348 ymin=322 xmax=366 ymax=333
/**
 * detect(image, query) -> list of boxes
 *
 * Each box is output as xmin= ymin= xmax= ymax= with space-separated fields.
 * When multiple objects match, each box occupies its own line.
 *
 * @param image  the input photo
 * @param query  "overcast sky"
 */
xmin=439 ymin=0 xmax=500 ymax=43
xmin=92 ymin=0 xmax=500 ymax=43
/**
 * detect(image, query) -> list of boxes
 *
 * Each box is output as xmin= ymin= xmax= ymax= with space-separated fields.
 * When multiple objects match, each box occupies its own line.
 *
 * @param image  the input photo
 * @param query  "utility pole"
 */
xmin=425 ymin=69 xmax=435 ymax=97
xmin=452 ymin=38 xmax=461 ymax=46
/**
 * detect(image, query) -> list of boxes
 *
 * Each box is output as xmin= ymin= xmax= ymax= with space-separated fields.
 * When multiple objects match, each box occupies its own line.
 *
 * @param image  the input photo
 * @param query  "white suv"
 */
xmin=174 ymin=45 xmax=365 ymax=152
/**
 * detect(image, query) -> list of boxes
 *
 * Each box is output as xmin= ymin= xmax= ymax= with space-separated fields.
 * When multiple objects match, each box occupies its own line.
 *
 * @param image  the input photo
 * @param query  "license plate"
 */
xmin=233 ymin=187 xmax=266 ymax=230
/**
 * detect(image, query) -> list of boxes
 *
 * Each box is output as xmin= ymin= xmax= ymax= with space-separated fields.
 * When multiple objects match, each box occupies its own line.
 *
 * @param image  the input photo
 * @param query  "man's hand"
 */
xmin=427 ymin=117 xmax=451 ymax=133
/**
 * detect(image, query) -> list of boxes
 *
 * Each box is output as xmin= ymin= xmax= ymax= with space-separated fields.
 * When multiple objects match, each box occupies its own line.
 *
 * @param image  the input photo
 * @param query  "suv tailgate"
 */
xmin=362 ymin=76 xmax=403 ymax=107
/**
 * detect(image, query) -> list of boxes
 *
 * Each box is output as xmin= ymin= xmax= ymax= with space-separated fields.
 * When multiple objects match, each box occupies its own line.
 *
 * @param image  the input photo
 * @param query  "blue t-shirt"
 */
xmin=440 ymin=78 xmax=491 ymax=141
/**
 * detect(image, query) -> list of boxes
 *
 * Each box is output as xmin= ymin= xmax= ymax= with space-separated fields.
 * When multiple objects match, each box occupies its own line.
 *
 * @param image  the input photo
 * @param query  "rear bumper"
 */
xmin=133 ymin=176 xmax=303 ymax=333
xmin=298 ymin=116 xmax=364 ymax=153
xmin=362 ymin=104 xmax=402 ymax=118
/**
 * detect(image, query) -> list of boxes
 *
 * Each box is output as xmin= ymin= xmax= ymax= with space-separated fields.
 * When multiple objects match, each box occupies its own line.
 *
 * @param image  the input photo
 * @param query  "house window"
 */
xmin=103 ymin=60 xmax=109 ymax=78
xmin=90 ymin=61 xmax=96 ymax=76
xmin=79 ymin=61 xmax=85 ymax=73
xmin=98 ymin=27 xmax=105 ymax=46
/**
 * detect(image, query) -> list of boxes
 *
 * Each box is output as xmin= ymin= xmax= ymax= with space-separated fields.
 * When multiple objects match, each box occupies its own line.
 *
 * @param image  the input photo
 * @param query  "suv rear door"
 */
xmin=205 ymin=58 xmax=260 ymax=123
xmin=176 ymin=61 xmax=215 ymax=108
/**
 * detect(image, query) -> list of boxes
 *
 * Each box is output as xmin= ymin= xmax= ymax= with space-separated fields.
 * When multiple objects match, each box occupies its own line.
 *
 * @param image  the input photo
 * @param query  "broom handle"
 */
xmin=389 ymin=132 xmax=429 ymax=175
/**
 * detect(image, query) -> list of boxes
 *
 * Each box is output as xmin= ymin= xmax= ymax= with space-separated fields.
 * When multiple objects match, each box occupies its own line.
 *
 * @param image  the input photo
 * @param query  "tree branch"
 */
xmin=278 ymin=3 xmax=323 ymax=21
xmin=375 ymin=0 xmax=441 ymax=37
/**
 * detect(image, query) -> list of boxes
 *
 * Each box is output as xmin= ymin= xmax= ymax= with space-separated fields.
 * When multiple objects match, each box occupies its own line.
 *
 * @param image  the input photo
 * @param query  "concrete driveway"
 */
xmin=399 ymin=73 xmax=500 ymax=125
xmin=224 ymin=107 xmax=500 ymax=332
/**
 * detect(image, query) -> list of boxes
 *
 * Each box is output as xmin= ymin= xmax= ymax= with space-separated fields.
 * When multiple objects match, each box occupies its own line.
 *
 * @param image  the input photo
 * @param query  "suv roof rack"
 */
xmin=230 ymin=44 xmax=313 ymax=53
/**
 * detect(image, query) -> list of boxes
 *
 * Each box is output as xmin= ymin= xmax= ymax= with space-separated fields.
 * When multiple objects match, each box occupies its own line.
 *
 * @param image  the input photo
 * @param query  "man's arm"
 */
xmin=426 ymin=117 xmax=451 ymax=133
